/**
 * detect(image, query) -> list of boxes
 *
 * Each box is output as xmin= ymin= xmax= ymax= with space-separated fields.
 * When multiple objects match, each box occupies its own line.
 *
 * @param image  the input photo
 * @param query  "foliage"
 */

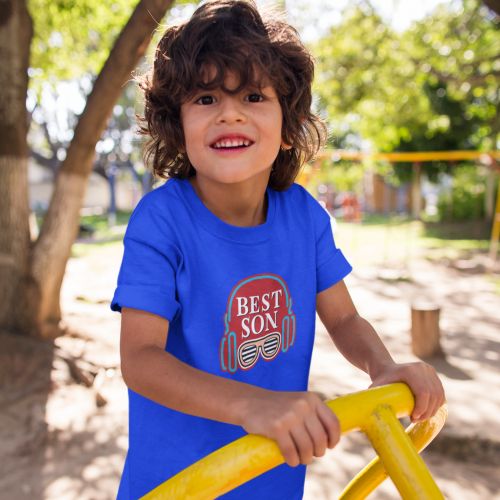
xmin=312 ymin=0 xmax=499 ymax=183
xmin=28 ymin=0 xmax=137 ymax=90
xmin=405 ymin=0 xmax=499 ymax=153
xmin=313 ymin=4 xmax=432 ymax=153
xmin=437 ymin=164 xmax=487 ymax=220
xmin=395 ymin=0 xmax=500 ymax=181
xmin=27 ymin=0 xmax=197 ymax=93
xmin=80 ymin=209 xmax=132 ymax=232
xmin=314 ymin=160 xmax=365 ymax=193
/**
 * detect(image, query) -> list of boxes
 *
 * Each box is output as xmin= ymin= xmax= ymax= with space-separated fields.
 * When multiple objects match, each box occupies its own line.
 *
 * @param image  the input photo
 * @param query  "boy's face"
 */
xmin=180 ymin=68 xmax=283 ymax=188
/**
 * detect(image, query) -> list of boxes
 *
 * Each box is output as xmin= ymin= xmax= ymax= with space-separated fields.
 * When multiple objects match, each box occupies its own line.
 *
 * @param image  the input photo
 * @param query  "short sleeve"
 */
xmin=305 ymin=190 xmax=352 ymax=293
xmin=110 ymin=195 xmax=181 ymax=322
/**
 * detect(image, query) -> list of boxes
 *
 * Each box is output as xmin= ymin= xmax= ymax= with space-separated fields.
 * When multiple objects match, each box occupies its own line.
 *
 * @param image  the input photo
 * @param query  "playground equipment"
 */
xmin=318 ymin=149 xmax=500 ymax=215
xmin=141 ymin=383 xmax=447 ymax=499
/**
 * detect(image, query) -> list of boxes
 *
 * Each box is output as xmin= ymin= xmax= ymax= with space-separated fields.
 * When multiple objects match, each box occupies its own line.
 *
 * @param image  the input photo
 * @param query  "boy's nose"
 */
xmin=216 ymin=96 xmax=246 ymax=124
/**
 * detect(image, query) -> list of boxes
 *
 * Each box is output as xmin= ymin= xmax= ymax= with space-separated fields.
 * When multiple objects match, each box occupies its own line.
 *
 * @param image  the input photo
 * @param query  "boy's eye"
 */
xmin=195 ymin=95 xmax=215 ymax=105
xmin=246 ymin=93 xmax=264 ymax=103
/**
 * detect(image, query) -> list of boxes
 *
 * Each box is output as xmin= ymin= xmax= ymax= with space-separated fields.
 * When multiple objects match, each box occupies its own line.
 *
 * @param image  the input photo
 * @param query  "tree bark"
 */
xmin=0 ymin=1 xmax=36 ymax=334
xmin=1 ymin=0 xmax=175 ymax=338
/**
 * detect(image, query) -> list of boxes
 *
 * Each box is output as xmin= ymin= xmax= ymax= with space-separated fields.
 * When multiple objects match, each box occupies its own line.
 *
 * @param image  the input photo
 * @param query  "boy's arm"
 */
xmin=316 ymin=280 xmax=445 ymax=422
xmin=120 ymin=307 xmax=340 ymax=467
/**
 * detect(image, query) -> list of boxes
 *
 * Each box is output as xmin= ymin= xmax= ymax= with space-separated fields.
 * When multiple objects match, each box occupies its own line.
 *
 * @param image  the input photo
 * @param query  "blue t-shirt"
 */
xmin=111 ymin=178 xmax=352 ymax=499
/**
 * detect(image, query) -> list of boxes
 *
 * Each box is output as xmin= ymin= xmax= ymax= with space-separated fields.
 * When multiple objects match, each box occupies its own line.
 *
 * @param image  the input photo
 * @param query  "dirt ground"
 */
xmin=1 ymin=237 xmax=499 ymax=499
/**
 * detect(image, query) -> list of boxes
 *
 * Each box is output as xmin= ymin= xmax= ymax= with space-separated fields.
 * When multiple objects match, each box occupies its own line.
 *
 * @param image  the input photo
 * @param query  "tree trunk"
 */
xmin=1 ymin=0 xmax=175 ymax=338
xmin=0 ymin=1 xmax=37 ymax=334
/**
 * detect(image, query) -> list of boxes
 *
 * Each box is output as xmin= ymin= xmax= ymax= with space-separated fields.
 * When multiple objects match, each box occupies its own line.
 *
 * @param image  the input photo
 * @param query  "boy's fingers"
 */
xmin=426 ymin=390 xmax=440 ymax=419
xmin=304 ymin=416 xmax=327 ymax=458
xmin=277 ymin=433 xmax=300 ymax=467
xmin=431 ymin=398 xmax=442 ymax=419
xmin=412 ymin=390 xmax=430 ymax=422
xmin=423 ymin=377 xmax=445 ymax=420
xmin=317 ymin=403 xmax=340 ymax=449
xmin=290 ymin=427 xmax=314 ymax=465
xmin=430 ymin=386 xmax=446 ymax=419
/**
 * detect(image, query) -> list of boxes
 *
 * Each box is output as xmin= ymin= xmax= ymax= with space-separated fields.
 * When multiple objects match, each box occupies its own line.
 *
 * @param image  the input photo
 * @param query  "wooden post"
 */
xmin=411 ymin=301 xmax=443 ymax=358
xmin=489 ymin=179 xmax=500 ymax=262
xmin=411 ymin=162 xmax=422 ymax=219
xmin=485 ymin=167 xmax=495 ymax=219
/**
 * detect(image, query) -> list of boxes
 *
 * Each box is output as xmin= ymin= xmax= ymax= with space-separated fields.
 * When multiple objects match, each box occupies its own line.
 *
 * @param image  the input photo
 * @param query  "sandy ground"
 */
xmin=1 ymin=237 xmax=499 ymax=499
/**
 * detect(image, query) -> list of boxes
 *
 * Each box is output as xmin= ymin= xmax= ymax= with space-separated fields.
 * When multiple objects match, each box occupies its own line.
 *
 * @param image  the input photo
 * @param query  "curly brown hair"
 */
xmin=138 ymin=0 xmax=326 ymax=190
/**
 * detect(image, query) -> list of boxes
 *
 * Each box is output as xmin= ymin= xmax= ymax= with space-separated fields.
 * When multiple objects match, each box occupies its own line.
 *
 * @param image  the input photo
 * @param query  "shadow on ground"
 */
xmin=0 ymin=330 xmax=125 ymax=500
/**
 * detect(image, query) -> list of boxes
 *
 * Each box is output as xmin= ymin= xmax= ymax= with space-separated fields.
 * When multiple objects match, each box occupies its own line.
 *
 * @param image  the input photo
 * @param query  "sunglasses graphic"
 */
xmin=220 ymin=274 xmax=296 ymax=373
xmin=238 ymin=333 xmax=281 ymax=369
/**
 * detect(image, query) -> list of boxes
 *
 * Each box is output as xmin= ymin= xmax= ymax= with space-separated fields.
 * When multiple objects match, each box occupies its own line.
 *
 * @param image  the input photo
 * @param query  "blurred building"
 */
xmin=363 ymin=172 xmax=412 ymax=214
xmin=28 ymin=160 xmax=141 ymax=215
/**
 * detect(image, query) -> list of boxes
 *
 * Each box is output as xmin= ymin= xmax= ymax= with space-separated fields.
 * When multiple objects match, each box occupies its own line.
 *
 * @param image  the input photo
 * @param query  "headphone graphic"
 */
xmin=220 ymin=274 xmax=296 ymax=373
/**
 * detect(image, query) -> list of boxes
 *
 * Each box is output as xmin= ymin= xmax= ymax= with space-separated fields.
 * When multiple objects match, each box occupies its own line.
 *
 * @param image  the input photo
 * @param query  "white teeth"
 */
xmin=213 ymin=138 xmax=251 ymax=148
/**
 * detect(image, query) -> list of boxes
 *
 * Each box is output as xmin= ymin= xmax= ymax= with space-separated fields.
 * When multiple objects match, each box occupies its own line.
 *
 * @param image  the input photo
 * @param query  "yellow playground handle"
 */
xmin=142 ymin=383 xmax=447 ymax=499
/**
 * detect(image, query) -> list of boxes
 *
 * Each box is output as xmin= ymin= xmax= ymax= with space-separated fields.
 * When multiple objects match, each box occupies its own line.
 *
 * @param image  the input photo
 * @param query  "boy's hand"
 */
xmin=369 ymin=361 xmax=446 ymax=423
xmin=240 ymin=391 xmax=340 ymax=467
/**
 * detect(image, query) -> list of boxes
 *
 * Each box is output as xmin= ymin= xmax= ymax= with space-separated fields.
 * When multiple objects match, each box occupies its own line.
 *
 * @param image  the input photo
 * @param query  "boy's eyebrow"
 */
xmin=183 ymin=86 xmax=217 ymax=100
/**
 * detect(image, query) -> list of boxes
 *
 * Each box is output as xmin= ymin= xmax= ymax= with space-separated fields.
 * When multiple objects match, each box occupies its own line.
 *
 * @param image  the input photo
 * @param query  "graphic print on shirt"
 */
xmin=220 ymin=274 xmax=296 ymax=373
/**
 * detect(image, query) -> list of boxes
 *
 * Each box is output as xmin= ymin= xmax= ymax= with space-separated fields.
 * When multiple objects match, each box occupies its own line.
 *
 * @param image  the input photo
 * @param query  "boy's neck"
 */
xmin=189 ymin=174 xmax=270 ymax=228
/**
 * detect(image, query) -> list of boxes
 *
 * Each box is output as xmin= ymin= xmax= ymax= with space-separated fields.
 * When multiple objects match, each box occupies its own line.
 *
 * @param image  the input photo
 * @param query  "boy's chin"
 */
xmin=194 ymin=170 xmax=272 ymax=187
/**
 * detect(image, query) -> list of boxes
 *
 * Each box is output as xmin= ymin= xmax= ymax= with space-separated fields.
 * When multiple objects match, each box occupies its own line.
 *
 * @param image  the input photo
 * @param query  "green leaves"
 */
xmin=28 ymin=0 xmax=137 ymax=86
xmin=313 ymin=0 xmax=499 ymax=180
xmin=27 ymin=0 xmax=200 ymax=100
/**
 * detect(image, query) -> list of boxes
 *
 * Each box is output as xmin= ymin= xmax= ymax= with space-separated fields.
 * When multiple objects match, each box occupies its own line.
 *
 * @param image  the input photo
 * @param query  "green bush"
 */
xmin=311 ymin=160 xmax=365 ymax=193
xmin=437 ymin=165 xmax=485 ymax=221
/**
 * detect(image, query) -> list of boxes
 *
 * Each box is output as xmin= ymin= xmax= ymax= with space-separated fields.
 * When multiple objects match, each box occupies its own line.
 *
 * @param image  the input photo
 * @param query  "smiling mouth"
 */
xmin=210 ymin=138 xmax=254 ymax=150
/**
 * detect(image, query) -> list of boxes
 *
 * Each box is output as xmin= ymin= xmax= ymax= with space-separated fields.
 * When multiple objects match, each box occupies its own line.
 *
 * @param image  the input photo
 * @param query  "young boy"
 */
xmin=111 ymin=1 xmax=445 ymax=498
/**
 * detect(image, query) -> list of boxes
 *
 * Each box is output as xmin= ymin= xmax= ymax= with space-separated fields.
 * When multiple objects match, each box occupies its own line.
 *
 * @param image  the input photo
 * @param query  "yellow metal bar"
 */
xmin=141 ymin=384 xmax=444 ymax=500
xmin=141 ymin=434 xmax=282 ymax=500
xmin=363 ymin=405 xmax=444 ymax=499
xmin=317 ymin=149 xmax=500 ymax=163
xmin=340 ymin=405 xmax=448 ymax=499
xmin=324 ymin=383 xmax=415 ymax=434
